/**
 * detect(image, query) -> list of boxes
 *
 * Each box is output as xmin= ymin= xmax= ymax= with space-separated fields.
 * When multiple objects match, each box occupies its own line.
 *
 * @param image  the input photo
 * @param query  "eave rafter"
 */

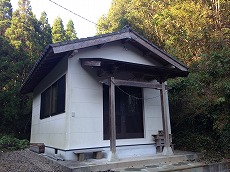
xmin=80 ymin=58 xmax=189 ymax=80
xmin=100 ymin=78 xmax=169 ymax=90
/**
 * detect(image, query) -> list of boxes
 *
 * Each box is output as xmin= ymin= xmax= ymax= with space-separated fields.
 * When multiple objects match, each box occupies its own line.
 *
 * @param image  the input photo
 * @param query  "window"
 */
xmin=103 ymin=85 xmax=144 ymax=140
xmin=40 ymin=75 xmax=66 ymax=119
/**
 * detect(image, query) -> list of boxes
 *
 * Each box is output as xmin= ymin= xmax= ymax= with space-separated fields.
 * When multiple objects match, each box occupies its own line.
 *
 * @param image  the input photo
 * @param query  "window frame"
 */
xmin=40 ymin=75 xmax=66 ymax=119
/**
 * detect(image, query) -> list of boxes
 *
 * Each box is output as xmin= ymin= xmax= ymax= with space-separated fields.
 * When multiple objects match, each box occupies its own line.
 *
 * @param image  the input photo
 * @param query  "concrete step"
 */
xmin=112 ymin=161 xmax=230 ymax=172
xmin=58 ymin=152 xmax=201 ymax=172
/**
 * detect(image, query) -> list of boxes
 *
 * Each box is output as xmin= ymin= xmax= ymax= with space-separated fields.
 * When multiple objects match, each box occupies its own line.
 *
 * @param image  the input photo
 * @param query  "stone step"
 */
xmin=112 ymin=161 xmax=230 ymax=172
xmin=61 ymin=152 xmax=201 ymax=172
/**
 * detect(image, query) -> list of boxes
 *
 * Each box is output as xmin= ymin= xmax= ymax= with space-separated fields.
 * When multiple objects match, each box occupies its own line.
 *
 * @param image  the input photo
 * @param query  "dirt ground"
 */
xmin=0 ymin=149 xmax=71 ymax=172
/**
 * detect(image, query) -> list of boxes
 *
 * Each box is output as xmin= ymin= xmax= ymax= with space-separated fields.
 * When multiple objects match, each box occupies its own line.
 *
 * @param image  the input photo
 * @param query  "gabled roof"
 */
xmin=20 ymin=27 xmax=189 ymax=94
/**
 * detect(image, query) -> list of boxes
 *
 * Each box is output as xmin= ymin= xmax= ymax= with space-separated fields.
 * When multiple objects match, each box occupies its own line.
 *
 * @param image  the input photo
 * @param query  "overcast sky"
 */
xmin=11 ymin=0 xmax=112 ymax=38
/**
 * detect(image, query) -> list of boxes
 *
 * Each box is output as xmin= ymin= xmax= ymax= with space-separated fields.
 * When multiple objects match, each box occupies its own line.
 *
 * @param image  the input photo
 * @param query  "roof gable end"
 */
xmin=20 ymin=28 xmax=189 ymax=94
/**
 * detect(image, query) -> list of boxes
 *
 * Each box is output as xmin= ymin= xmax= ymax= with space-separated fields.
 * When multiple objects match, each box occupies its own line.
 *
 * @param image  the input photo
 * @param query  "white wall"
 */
xmin=76 ymin=42 xmax=162 ymax=66
xmin=30 ymin=56 xmax=68 ymax=150
xmin=67 ymin=42 xmax=169 ymax=150
xmin=30 ymin=41 xmax=172 ymax=152
xmin=67 ymin=54 xmax=103 ymax=149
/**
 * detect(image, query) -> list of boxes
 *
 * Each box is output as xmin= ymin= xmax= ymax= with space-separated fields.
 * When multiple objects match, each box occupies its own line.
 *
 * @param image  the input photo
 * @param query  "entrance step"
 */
xmin=112 ymin=161 xmax=230 ymax=172
xmin=57 ymin=151 xmax=202 ymax=172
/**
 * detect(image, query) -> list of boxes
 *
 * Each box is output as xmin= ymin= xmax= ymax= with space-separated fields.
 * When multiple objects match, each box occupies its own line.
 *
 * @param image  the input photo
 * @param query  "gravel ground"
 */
xmin=0 ymin=149 xmax=71 ymax=172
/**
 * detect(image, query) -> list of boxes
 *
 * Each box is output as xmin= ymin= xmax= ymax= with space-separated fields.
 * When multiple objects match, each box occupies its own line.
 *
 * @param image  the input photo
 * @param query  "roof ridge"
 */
xmin=50 ymin=28 xmax=130 ymax=48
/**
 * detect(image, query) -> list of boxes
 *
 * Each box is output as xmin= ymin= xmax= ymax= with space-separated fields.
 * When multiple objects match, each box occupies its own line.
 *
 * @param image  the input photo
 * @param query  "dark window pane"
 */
xmin=103 ymin=84 xmax=144 ymax=140
xmin=103 ymin=85 xmax=109 ymax=140
xmin=56 ymin=75 xmax=66 ymax=114
xmin=126 ymin=115 xmax=144 ymax=133
xmin=40 ymin=75 xmax=66 ymax=119
xmin=51 ymin=83 xmax=58 ymax=114
xmin=40 ymin=87 xmax=51 ymax=119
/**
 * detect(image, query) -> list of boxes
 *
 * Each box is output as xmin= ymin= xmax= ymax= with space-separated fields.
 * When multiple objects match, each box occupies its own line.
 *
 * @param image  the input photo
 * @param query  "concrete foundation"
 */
xmin=44 ymin=144 xmax=156 ymax=161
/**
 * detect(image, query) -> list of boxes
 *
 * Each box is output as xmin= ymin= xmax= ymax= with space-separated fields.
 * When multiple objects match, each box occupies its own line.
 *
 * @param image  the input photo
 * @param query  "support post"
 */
xmin=160 ymin=81 xmax=173 ymax=155
xmin=108 ymin=77 xmax=118 ymax=161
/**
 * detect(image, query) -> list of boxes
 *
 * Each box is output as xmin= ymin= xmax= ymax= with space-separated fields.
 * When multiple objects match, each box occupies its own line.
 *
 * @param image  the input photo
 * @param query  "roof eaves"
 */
xmin=20 ymin=45 xmax=53 ymax=94
xmin=20 ymin=27 xmax=189 ymax=94
xmin=128 ymin=29 xmax=189 ymax=70
xmin=52 ymin=30 xmax=131 ymax=54
xmin=50 ymin=28 xmax=129 ymax=48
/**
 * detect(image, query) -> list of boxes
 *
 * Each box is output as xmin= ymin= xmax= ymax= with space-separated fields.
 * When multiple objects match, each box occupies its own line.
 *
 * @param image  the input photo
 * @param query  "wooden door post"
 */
xmin=108 ymin=77 xmax=118 ymax=161
xmin=160 ymin=81 xmax=173 ymax=155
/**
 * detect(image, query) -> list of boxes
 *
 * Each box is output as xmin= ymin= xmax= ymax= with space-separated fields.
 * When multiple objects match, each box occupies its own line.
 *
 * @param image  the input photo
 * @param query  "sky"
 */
xmin=11 ymin=0 xmax=112 ymax=38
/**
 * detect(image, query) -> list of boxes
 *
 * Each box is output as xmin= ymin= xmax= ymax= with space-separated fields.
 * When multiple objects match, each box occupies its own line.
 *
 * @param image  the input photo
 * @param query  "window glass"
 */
xmin=40 ymin=75 xmax=66 ymax=119
xmin=103 ymin=85 xmax=144 ymax=140
xmin=57 ymin=76 xmax=66 ymax=114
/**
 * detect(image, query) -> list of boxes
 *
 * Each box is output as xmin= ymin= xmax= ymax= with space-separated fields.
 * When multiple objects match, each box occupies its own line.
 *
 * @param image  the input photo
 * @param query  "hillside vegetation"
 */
xmin=97 ymin=0 xmax=230 ymax=157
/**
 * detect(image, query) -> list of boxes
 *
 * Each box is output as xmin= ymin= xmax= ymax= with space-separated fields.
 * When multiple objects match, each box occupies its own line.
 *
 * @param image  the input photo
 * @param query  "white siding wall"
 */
xmin=30 ymin=42 xmax=172 ymax=153
xmin=67 ymin=43 xmax=169 ymax=149
xmin=67 ymin=55 xmax=103 ymax=149
xmin=30 ymin=56 xmax=68 ymax=150
xmin=143 ymin=88 xmax=163 ymax=141
xmin=75 ymin=42 xmax=162 ymax=66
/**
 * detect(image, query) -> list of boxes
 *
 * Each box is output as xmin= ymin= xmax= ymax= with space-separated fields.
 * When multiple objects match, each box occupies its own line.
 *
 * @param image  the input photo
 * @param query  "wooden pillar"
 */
xmin=108 ymin=77 xmax=118 ymax=161
xmin=160 ymin=81 xmax=173 ymax=155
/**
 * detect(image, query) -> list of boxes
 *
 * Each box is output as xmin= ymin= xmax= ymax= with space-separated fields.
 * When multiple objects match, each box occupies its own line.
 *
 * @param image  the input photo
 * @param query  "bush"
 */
xmin=169 ymin=48 xmax=230 ymax=159
xmin=174 ymin=132 xmax=215 ymax=152
xmin=0 ymin=135 xmax=29 ymax=151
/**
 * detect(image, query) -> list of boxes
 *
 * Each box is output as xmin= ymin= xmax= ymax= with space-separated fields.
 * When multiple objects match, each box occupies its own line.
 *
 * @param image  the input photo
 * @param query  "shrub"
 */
xmin=169 ymin=48 xmax=230 ymax=159
xmin=0 ymin=135 xmax=29 ymax=151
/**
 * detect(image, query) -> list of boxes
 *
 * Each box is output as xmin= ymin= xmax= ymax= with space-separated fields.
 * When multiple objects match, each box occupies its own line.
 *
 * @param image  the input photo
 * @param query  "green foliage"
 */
xmin=0 ymin=0 xmax=80 ymax=141
xmin=39 ymin=11 xmax=52 ymax=46
xmin=97 ymin=0 xmax=131 ymax=35
xmin=52 ymin=16 xmax=66 ymax=43
xmin=0 ymin=0 xmax=12 ymax=35
xmin=151 ymin=0 xmax=213 ymax=63
xmin=169 ymin=47 xmax=230 ymax=158
xmin=1 ymin=1 xmax=38 ymax=139
xmin=66 ymin=19 xmax=77 ymax=40
xmin=4 ymin=0 xmax=42 ymax=61
xmin=0 ymin=0 xmax=78 ymax=140
xmin=175 ymin=132 xmax=214 ymax=152
xmin=97 ymin=0 xmax=229 ymax=64
xmin=0 ymin=36 xmax=32 ymax=138
xmin=0 ymin=135 xmax=29 ymax=151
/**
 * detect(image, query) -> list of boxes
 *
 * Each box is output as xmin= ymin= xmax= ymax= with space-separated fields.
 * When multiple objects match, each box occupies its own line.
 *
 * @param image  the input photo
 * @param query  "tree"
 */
xmin=150 ymin=0 xmax=213 ymax=63
xmin=66 ymin=19 xmax=77 ymax=40
xmin=2 ymin=0 xmax=43 ymax=138
xmin=169 ymin=47 xmax=230 ymax=156
xmin=97 ymin=0 xmax=131 ymax=35
xmin=0 ymin=36 xmax=32 ymax=138
xmin=52 ymin=16 xmax=66 ymax=43
xmin=0 ymin=0 xmax=12 ymax=35
xmin=4 ymin=0 xmax=42 ymax=61
xmin=39 ymin=11 xmax=52 ymax=46
xmin=97 ymin=0 xmax=229 ymax=64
